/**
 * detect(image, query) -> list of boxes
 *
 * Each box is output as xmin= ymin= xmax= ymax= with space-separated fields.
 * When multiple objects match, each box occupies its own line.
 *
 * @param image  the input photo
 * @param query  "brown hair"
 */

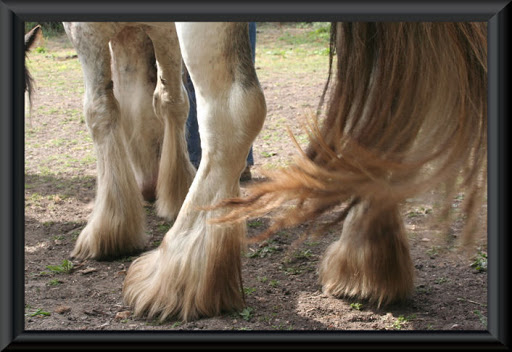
xmin=218 ymin=22 xmax=487 ymax=245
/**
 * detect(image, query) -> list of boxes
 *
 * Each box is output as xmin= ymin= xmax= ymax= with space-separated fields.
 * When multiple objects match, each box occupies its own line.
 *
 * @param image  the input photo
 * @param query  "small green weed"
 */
xmin=157 ymin=223 xmax=171 ymax=233
xmin=239 ymin=307 xmax=254 ymax=321
xmin=46 ymin=259 xmax=73 ymax=274
xmin=27 ymin=308 xmax=51 ymax=317
xmin=269 ymin=280 xmax=280 ymax=288
xmin=248 ymin=219 xmax=264 ymax=228
xmin=282 ymin=265 xmax=303 ymax=275
xmin=246 ymin=241 xmax=280 ymax=258
xmin=261 ymin=151 xmax=277 ymax=158
xmin=243 ymin=287 xmax=257 ymax=296
xmin=471 ymin=251 xmax=487 ymax=273
xmin=350 ymin=303 xmax=363 ymax=311
xmin=426 ymin=246 xmax=441 ymax=258
xmin=48 ymin=279 xmax=62 ymax=286
xmin=258 ymin=276 xmax=268 ymax=283
xmin=473 ymin=310 xmax=487 ymax=328
xmin=435 ymin=277 xmax=449 ymax=284
xmin=391 ymin=315 xmax=414 ymax=330
xmin=294 ymin=249 xmax=313 ymax=260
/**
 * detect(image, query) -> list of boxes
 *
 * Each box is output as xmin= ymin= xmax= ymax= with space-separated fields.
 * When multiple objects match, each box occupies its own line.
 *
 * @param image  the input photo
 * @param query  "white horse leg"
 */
xmin=64 ymin=22 xmax=146 ymax=259
xmin=143 ymin=23 xmax=195 ymax=220
xmin=319 ymin=200 xmax=415 ymax=305
xmin=123 ymin=22 xmax=266 ymax=321
xmin=109 ymin=26 xmax=163 ymax=203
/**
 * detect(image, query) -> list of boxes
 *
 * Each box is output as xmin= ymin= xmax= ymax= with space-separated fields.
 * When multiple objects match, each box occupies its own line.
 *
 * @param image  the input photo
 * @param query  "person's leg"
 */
xmin=245 ymin=22 xmax=256 ymax=168
xmin=185 ymin=76 xmax=201 ymax=168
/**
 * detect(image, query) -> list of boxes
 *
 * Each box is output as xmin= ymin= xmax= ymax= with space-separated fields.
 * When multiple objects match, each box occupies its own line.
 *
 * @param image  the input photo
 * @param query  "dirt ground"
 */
xmin=24 ymin=23 xmax=488 ymax=333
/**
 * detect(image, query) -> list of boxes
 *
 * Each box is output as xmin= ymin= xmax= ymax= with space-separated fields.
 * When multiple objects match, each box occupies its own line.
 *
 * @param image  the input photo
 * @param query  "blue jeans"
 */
xmin=185 ymin=22 xmax=256 ymax=168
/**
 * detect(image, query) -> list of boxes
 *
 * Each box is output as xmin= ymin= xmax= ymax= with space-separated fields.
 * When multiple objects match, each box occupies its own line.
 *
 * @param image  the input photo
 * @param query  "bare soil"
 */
xmin=24 ymin=23 xmax=488 ymax=333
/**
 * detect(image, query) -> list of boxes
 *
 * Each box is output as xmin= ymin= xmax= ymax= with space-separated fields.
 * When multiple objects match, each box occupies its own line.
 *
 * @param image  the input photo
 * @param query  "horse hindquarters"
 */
xmin=123 ymin=22 xmax=266 ymax=321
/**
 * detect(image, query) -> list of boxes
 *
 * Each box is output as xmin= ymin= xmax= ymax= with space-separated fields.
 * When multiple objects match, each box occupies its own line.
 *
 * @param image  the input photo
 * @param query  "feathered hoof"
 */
xmin=319 ymin=237 xmax=414 ymax=307
xmin=71 ymin=218 xmax=146 ymax=261
xmin=123 ymin=224 xmax=245 ymax=322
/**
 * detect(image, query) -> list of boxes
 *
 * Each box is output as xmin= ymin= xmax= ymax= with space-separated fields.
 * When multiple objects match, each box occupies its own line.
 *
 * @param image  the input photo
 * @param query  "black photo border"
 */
xmin=1 ymin=0 xmax=510 ymax=350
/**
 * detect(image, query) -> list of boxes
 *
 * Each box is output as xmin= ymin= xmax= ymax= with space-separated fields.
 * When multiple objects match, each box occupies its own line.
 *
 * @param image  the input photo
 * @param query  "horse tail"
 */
xmin=218 ymin=22 xmax=487 ymax=245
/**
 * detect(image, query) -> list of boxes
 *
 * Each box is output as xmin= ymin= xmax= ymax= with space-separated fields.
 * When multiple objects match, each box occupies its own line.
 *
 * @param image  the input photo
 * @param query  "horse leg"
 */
xmin=123 ymin=22 xmax=266 ymax=321
xmin=319 ymin=200 xmax=414 ymax=305
xmin=109 ymin=26 xmax=163 ymax=203
xmin=141 ymin=23 xmax=196 ymax=220
xmin=64 ymin=22 xmax=146 ymax=259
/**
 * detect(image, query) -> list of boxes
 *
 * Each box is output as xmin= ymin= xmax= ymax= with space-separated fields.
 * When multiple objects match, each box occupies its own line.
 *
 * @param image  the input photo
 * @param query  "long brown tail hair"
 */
xmin=217 ymin=22 xmax=487 ymax=245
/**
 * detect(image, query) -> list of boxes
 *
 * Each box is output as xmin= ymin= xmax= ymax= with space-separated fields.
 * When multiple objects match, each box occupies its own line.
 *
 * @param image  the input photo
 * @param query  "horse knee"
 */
xmin=152 ymin=83 xmax=189 ymax=125
xmin=83 ymin=83 xmax=120 ymax=141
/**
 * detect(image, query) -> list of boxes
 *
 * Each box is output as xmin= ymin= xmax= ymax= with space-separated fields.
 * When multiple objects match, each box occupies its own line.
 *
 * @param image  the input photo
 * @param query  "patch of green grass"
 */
xmin=426 ymin=246 xmax=441 ymax=258
xmin=293 ymin=249 xmax=313 ymax=260
xmin=70 ymin=229 xmax=81 ymax=241
xmin=248 ymin=219 xmax=264 ymax=229
xmin=46 ymin=259 xmax=74 ymax=274
xmin=435 ymin=277 xmax=450 ymax=284
xmin=48 ymin=279 xmax=62 ymax=286
xmin=269 ymin=279 xmax=280 ymax=288
xmin=471 ymin=251 xmax=487 ymax=273
xmin=80 ymin=154 xmax=96 ymax=164
xmin=260 ymin=151 xmax=277 ymax=158
xmin=26 ymin=192 xmax=44 ymax=206
xmin=473 ymin=310 xmax=487 ymax=328
xmin=278 ymin=23 xmax=331 ymax=47
xmin=146 ymin=318 xmax=166 ymax=327
xmin=282 ymin=265 xmax=303 ymax=275
xmin=258 ymin=276 xmax=268 ymax=283
xmin=391 ymin=314 xmax=416 ymax=330
xmin=157 ymin=223 xmax=171 ymax=233
xmin=350 ymin=303 xmax=363 ymax=311
xmin=239 ymin=307 xmax=254 ymax=321
xmin=256 ymin=24 xmax=331 ymax=79
xmin=243 ymin=287 xmax=257 ymax=296
xmin=416 ymin=285 xmax=432 ymax=294
xmin=171 ymin=321 xmax=182 ymax=328
xmin=246 ymin=240 xmax=280 ymax=258
xmin=43 ymin=221 xmax=56 ymax=228
xmin=271 ymin=323 xmax=294 ymax=330
xmin=27 ymin=308 xmax=51 ymax=317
